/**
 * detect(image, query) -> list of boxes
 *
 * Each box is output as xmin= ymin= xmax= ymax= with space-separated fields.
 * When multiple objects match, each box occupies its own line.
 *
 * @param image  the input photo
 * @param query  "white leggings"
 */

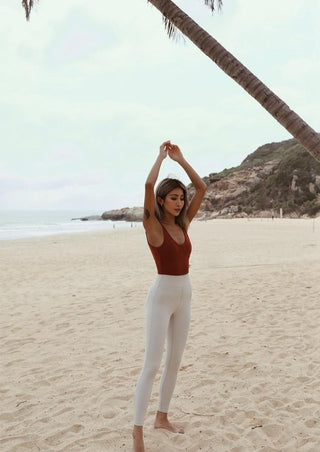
xmin=134 ymin=274 xmax=192 ymax=426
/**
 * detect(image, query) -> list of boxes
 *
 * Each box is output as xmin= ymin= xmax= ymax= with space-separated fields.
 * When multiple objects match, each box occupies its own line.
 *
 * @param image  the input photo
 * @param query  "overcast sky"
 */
xmin=1 ymin=0 xmax=320 ymax=213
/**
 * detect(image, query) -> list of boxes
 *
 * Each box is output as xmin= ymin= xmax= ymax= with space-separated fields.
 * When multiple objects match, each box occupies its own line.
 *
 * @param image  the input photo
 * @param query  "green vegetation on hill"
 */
xmin=239 ymin=138 xmax=300 ymax=170
xmin=201 ymin=138 xmax=320 ymax=217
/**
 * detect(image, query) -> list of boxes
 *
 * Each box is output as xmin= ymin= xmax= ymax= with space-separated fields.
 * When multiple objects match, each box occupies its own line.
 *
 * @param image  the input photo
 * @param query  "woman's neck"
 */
xmin=161 ymin=214 xmax=176 ymax=226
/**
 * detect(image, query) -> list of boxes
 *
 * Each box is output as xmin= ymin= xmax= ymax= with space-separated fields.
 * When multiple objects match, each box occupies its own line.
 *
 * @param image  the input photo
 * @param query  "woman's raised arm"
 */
xmin=168 ymin=145 xmax=207 ymax=224
xmin=143 ymin=141 xmax=170 ymax=227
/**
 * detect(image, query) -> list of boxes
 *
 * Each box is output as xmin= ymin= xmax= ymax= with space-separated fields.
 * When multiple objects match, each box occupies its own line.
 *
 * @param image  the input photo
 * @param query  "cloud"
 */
xmin=47 ymin=9 xmax=114 ymax=65
xmin=0 ymin=169 xmax=113 ymax=210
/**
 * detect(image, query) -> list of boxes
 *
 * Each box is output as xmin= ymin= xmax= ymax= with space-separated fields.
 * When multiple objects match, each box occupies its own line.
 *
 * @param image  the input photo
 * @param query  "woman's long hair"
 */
xmin=155 ymin=178 xmax=189 ymax=229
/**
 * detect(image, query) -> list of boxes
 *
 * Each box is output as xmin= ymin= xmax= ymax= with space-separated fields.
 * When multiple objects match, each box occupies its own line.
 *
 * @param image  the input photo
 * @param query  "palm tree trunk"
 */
xmin=148 ymin=0 xmax=320 ymax=162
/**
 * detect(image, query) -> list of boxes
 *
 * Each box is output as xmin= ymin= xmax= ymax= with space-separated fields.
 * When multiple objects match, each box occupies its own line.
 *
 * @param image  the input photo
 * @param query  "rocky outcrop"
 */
xmin=101 ymin=206 xmax=143 ymax=222
xmin=192 ymin=138 xmax=320 ymax=219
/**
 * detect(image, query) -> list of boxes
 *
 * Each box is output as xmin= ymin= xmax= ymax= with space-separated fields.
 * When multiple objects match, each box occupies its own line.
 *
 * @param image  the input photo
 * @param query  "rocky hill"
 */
xmin=97 ymin=138 xmax=320 ymax=222
xmin=193 ymin=138 xmax=320 ymax=219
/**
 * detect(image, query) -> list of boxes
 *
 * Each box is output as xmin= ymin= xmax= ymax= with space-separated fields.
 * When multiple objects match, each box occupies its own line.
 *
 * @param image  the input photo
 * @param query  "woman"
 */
xmin=133 ymin=141 xmax=206 ymax=452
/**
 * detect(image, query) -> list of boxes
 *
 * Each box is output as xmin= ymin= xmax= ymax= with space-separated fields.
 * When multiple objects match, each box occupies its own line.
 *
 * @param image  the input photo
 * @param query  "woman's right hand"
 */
xmin=159 ymin=141 xmax=171 ymax=159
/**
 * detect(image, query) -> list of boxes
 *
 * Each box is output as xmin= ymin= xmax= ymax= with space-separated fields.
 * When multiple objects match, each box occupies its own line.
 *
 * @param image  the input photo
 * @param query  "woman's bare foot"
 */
xmin=154 ymin=411 xmax=184 ymax=434
xmin=132 ymin=425 xmax=145 ymax=452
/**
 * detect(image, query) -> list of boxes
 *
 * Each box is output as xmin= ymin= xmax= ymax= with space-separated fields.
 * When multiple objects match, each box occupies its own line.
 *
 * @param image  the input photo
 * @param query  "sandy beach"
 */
xmin=1 ymin=218 xmax=320 ymax=452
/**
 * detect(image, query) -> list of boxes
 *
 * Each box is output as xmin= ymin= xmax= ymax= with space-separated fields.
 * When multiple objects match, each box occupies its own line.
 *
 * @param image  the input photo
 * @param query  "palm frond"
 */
xmin=22 ymin=0 xmax=37 ymax=21
xmin=162 ymin=15 xmax=183 ymax=41
xmin=204 ymin=0 xmax=223 ymax=13
xmin=149 ymin=0 xmax=223 ymax=41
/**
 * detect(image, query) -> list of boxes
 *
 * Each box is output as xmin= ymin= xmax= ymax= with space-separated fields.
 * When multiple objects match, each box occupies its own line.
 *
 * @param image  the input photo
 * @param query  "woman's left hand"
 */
xmin=168 ymin=144 xmax=184 ymax=162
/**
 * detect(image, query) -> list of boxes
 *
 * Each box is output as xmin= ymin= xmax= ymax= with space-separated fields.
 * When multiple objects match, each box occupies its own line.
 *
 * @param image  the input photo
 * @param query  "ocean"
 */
xmin=0 ymin=210 xmax=140 ymax=240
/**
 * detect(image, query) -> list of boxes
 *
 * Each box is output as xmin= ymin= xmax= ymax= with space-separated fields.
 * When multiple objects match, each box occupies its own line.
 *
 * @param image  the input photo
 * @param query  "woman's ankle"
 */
xmin=155 ymin=410 xmax=168 ymax=422
xmin=133 ymin=425 xmax=143 ymax=435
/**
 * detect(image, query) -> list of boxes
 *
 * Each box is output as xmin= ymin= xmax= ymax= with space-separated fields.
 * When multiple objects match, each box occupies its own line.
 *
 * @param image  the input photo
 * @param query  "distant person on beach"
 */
xmin=132 ymin=141 xmax=206 ymax=452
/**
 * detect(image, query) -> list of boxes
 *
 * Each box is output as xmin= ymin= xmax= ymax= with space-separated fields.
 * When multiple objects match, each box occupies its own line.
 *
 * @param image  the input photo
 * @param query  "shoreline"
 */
xmin=0 ymin=216 xmax=318 ymax=244
xmin=0 ymin=221 xmax=142 ymax=243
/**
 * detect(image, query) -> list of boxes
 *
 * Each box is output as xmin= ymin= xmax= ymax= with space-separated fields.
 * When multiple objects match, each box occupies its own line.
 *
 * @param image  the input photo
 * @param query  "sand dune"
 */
xmin=1 ymin=219 xmax=320 ymax=451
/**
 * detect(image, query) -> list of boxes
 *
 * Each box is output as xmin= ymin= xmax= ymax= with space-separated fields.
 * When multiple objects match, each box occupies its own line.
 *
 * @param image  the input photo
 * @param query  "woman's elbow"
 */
xmin=199 ymin=181 xmax=207 ymax=194
xmin=145 ymin=181 xmax=154 ymax=190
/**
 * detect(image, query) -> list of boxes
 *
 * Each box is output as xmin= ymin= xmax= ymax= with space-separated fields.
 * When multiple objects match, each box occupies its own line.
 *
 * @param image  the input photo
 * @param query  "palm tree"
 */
xmin=22 ymin=0 xmax=320 ymax=162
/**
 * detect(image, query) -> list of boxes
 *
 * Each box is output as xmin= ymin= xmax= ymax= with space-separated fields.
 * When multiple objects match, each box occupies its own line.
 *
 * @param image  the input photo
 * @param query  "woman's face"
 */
xmin=161 ymin=187 xmax=185 ymax=217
